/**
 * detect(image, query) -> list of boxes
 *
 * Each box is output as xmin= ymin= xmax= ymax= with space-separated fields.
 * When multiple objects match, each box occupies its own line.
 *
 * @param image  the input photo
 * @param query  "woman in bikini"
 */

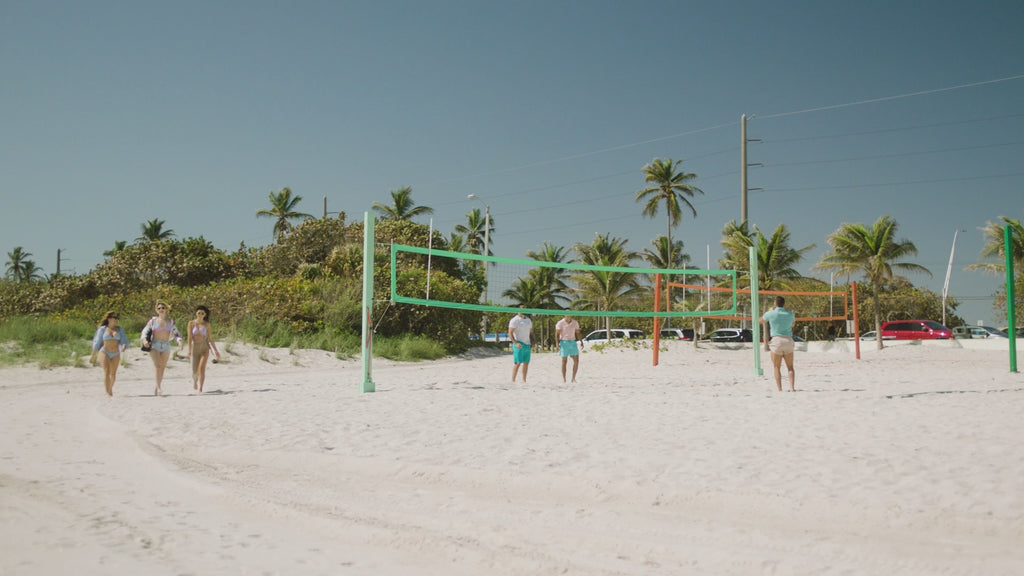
xmin=187 ymin=305 xmax=220 ymax=393
xmin=141 ymin=300 xmax=182 ymax=396
xmin=89 ymin=311 xmax=129 ymax=396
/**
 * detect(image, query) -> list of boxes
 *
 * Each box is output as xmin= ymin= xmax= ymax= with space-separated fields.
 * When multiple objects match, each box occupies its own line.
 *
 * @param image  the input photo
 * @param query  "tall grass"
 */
xmin=0 ymin=316 xmax=96 ymax=368
xmin=0 ymin=315 xmax=457 ymax=368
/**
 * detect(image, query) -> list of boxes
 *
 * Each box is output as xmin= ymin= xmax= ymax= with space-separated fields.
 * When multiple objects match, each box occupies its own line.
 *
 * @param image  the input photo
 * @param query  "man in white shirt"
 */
xmin=508 ymin=306 xmax=534 ymax=383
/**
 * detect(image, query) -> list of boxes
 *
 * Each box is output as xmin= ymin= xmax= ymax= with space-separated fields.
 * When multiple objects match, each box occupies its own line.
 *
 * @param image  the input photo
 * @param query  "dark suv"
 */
xmin=880 ymin=320 xmax=952 ymax=340
xmin=703 ymin=328 xmax=753 ymax=342
xmin=659 ymin=328 xmax=695 ymax=340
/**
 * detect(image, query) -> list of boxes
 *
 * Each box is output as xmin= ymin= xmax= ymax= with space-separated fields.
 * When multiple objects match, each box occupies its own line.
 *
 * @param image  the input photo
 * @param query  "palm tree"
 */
xmin=5 ymin=246 xmax=33 ymax=282
xmin=455 ymin=208 xmax=494 ymax=256
xmin=502 ymin=275 xmax=551 ymax=309
xmin=718 ymin=219 xmax=754 ymax=275
xmin=636 ymin=158 xmax=703 ymax=307
xmin=137 ymin=219 xmax=175 ymax=242
xmin=720 ymin=221 xmax=813 ymax=290
xmin=527 ymin=242 xmax=573 ymax=309
xmin=19 ymin=260 xmax=44 ymax=282
xmin=815 ymin=215 xmax=930 ymax=348
xmin=642 ymin=235 xmax=691 ymax=316
xmin=103 ymin=240 xmax=128 ymax=259
xmin=257 ymin=187 xmax=312 ymax=241
xmin=572 ymin=233 xmax=644 ymax=337
xmin=372 ymin=186 xmax=434 ymax=221
xmin=965 ymin=216 xmax=1024 ymax=274
xmin=447 ymin=232 xmax=468 ymax=254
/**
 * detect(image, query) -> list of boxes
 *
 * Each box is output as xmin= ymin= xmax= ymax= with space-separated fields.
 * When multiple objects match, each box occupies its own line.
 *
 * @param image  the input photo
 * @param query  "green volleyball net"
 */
xmin=389 ymin=243 xmax=739 ymax=318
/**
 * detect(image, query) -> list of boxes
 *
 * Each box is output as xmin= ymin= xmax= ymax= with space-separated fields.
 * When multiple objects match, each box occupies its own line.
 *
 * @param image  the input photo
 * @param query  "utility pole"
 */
xmin=740 ymin=114 xmax=762 ymax=224
xmin=56 ymin=248 xmax=67 ymax=277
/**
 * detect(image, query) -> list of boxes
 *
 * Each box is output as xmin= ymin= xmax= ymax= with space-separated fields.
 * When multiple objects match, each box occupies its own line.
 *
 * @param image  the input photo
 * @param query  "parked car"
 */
xmin=879 ymin=320 xmax=952 ymax=340
xmin=704 ymin=328 xmax=753 ymax=342
xmin=1000 ymin=327 xmax=1024 ymax=337
xmin=952 ymin=326 xmax=1008 ymax=339
xmin=582 ymin=328 xmax=646 ymax=344
xmin=659 ymin=328 xmax=695 ymax=341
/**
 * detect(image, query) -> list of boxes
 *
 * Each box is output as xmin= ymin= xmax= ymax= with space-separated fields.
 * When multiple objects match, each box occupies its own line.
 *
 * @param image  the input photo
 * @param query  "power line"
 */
xmin=766 ymin=140 xmax=1024 ymax=169
xmin=767 ymin=112 xmax=1024 ymax=144
xmin=758 ymin=74 xmax=1024 ymax=120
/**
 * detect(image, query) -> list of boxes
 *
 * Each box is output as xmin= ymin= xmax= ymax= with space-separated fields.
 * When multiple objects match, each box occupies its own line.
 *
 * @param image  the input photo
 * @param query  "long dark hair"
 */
xmin=100 ymin=310 xmax=118 ymax=327
xmin=195 ymin=305 xmax=212 ymax=322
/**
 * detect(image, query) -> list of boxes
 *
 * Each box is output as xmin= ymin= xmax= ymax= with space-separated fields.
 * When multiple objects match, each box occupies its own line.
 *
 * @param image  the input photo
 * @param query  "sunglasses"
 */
xmin=109 ymin=315 xmax=119 ymax=320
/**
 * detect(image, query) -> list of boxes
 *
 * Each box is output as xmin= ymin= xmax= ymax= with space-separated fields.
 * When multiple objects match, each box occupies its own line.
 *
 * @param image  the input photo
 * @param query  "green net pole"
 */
xmin=1006 ymin=225 xmax=1017 ymax=373
xmin=361 ymin=212 xmax=375 ymax=393
xmin=750 ymin=246 xmax=763 ymax=376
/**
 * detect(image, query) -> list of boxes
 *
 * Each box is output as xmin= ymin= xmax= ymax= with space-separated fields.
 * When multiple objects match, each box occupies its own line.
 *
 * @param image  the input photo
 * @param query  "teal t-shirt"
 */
xmin=763 ymin=307 xmax=795 ymax=337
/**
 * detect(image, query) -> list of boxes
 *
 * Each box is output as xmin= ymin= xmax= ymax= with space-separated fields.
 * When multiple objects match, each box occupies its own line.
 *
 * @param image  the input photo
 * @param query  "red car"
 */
xmin=880 ymin=320 xmax=952 ymax=340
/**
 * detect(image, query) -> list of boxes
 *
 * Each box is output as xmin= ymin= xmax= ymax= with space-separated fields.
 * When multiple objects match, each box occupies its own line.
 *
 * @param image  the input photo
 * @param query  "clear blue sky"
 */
xmin=3 ymin=1 xmax=1022 ymax=325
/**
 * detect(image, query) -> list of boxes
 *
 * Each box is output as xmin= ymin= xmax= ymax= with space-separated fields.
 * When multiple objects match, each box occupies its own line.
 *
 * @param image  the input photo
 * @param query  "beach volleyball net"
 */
xmin=389 ymin=243 xmax=740 ymax=319
xmin=667 ymin=282 xmax=849 ymax=324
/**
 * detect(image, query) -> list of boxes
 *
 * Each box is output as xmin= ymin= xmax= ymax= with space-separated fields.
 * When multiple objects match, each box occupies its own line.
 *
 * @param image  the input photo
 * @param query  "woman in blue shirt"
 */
xmin=89 ymin=311 xmax=129 ymax=396
xmin=761 ymin=296 xmax=796 ymax=392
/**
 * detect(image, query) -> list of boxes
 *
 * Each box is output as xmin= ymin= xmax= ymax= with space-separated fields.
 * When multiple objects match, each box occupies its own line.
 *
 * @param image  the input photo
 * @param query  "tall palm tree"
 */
xmin=103 ymin=240 xmax=128 ymax=259
xmin=5 ymin=246 xmax=34 ymax=282
xmin=965 ymin=216 xmax=1024 ymax=274
xmin=257 ymin=187 xmax=312 ymax=241
xmin=815 ymin=215 xmax=930 ymax=348
xmin=455 ymin=208 xmax=494 ymax=256
xmin=137 ymin=219 xmax=175 ymax=242
xmin=572 ymin=233 xmax=644 ymax=337
xmin=636 ymin=158 xmax=703 ymax=307
xmin=372 ymin=186 xmax=434 ymax=221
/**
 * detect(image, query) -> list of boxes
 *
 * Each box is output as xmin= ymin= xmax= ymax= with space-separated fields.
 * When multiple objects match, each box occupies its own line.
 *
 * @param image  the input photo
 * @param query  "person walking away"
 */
xmin=508 ymin=306 xmax=534 ymax=383
xmin=761 ymin=296 xmax=796 ymax=392
xmin=554 ymin=313 xmax=583 ymax=383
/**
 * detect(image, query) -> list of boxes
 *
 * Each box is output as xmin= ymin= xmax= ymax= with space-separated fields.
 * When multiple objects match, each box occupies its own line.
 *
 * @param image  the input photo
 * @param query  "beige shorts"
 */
xmin=769 ymin=335 xmax=795 ymax=355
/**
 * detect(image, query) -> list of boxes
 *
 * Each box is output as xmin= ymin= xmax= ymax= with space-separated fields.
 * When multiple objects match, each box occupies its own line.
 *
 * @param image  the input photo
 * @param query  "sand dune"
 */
xmin=2 ymin=339 xmax=1022 ymax=575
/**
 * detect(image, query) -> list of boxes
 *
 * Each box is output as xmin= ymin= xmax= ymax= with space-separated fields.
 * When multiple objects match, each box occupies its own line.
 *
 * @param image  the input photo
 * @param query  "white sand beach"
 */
xmin=2 ymin=339 xmax=1023 ymax=575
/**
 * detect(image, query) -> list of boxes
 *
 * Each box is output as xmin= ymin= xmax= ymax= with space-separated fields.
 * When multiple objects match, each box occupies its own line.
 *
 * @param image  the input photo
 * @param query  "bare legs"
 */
xmin=191 ymin=342 xmax=210 ymax=392
xmin=512 ymin=362 xmax=529 ymax=383
xmin=149 ymin=349 xmax=171 ymax=396
xmin=100 ymin=354 xmax=119 ymax=396
xmin=771 ymin=352 xmax=795 ymax=392
xmin=560 ymin=355 xmax=579 ymax=383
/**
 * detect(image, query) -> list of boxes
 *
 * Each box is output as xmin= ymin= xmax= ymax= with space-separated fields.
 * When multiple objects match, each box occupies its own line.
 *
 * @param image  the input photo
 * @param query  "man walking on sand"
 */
xmin=509 ymin=306 xmax=534 ymax=383
xmin=554 ymin=313 xmax=583 ymax=383
xmin=761 ymin=296 xmax=796 ymax=392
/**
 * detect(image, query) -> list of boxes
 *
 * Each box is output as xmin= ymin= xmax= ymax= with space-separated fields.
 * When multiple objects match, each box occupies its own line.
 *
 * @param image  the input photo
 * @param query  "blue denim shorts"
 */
xmin=151 ymin=339 xmax=172 ymax=354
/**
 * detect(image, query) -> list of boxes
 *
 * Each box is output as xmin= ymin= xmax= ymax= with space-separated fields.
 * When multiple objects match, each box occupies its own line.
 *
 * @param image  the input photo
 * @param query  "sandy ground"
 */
xmin=1 ymin=338 xmax=1023 ymax=575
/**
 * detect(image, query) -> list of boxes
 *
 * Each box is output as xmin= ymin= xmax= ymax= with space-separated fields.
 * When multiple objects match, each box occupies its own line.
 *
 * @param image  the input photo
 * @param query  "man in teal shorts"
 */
xmin=509 ymin=306 xmax=534 ymax=383
xmin=554 ymin=313 xmax=583 ymax=383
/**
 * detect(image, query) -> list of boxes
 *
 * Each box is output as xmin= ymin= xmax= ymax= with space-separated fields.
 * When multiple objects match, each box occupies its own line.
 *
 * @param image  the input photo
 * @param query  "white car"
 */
xmin=953 ymin=326 xmax=1008 ymax=339
xmin=582 ymin=328 xmax=646 ymax=344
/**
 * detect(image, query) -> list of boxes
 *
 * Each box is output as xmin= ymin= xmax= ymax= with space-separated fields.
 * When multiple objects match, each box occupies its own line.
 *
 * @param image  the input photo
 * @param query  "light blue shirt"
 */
xmin=762 ymin=307 xmax=795 ymax=337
